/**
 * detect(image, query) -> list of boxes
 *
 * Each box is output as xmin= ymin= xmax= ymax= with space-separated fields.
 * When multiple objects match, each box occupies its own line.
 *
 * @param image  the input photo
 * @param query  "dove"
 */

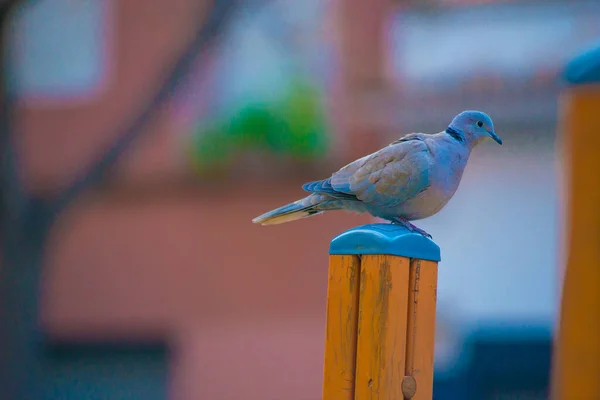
xmin=252 ymin=110 xmax=502 ymax=238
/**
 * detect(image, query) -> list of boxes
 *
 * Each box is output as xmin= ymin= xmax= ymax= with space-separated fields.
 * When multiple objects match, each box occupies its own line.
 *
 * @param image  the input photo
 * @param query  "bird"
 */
xmin=252 ymin=110 xmax=502 ymax=238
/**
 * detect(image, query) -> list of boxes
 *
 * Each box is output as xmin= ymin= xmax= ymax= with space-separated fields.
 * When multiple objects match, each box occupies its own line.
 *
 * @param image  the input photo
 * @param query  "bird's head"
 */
xmin=446 ymin=110 xmax=502 ymax=148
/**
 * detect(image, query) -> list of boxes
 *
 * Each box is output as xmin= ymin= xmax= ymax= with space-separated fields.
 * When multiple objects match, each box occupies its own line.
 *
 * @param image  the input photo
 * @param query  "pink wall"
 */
xmin=16 ymin=1 xmax=375 ymax=398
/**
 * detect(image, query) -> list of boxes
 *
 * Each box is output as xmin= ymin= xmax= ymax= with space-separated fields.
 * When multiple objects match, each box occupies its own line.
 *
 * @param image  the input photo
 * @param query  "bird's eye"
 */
xmin=477 ymin=121 xmax=483 ymax=128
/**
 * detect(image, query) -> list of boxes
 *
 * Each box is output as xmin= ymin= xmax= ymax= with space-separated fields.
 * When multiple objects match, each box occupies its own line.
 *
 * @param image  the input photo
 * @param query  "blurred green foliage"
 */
xmin=187 ymin=77 xmax=330 ymax=175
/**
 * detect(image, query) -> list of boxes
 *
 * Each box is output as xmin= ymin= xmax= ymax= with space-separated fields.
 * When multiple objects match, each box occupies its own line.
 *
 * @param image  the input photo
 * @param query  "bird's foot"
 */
xmin=390 ymin=217 xmax=433 ymax=239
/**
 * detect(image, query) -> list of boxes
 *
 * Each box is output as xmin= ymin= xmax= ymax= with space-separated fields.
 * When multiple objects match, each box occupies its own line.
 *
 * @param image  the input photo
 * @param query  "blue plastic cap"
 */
xmin=329 ymin=223 xmax=441 ymax=261
xmin=563 ymin=42 xmax=600 ymax=85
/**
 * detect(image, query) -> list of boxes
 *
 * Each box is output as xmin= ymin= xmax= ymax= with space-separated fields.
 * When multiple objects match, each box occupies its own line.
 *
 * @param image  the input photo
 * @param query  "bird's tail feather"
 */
xmin=252 ymin=199 xmax=323 ymax=226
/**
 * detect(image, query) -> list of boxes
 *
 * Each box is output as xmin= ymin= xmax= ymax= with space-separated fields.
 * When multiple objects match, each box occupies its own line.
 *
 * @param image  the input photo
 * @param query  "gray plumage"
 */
xmin=252 ymin=110 xmax=502 ymax=238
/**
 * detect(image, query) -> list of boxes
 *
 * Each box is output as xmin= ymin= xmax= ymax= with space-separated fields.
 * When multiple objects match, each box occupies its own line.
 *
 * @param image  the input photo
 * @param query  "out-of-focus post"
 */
xmin=322 ymin=224 xmax=441 ymax=400
xmin=552 ymin=45 xmax=600 ymax=399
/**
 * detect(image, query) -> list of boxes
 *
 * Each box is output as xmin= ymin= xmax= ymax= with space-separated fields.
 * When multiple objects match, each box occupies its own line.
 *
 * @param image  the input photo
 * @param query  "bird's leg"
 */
xmin=390 ymin=217 xmax=433 ymax=239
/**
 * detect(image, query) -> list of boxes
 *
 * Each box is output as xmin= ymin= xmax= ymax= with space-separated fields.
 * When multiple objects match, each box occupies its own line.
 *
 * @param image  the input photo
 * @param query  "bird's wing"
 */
xmin=303 ymin=134 xmax=433 ymax=208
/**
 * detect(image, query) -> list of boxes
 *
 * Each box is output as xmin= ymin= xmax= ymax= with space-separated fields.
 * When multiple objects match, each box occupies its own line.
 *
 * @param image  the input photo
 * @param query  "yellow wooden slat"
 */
xmin=405 ymin=259 xmax=439 ymax=400
xmin=322 ymin=255 xmax=361 ymax=400
xmin=552 ymin=87 xmax=600 ymax=399
xmin=354 ymin=254 xmax=410 ymax=399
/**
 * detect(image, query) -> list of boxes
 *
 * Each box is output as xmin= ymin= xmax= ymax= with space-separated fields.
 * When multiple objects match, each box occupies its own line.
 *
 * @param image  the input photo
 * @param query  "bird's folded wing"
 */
xmin=329 ymin=136 xmax=432 ymax=208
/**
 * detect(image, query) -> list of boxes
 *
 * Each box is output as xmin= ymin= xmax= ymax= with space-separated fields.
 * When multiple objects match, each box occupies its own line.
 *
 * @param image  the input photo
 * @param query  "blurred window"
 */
xmin=6 ymin=0 xmax=112 ymax=103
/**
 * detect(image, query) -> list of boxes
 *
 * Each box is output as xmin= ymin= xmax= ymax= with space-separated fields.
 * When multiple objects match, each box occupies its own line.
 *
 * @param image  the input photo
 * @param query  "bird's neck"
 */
xmin=445 ymin=126 xmax=475 ymax=151
xmin=445 ymin=126 xmax=465 ymax=143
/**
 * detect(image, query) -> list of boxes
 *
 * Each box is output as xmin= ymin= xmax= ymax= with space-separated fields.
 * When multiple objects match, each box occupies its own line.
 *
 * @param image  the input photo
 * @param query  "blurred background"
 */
xmin=1 ymin=0 xmax=598 ymax=399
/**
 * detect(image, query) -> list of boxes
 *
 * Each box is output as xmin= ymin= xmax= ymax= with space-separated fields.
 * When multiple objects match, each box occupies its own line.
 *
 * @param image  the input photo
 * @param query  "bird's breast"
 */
xmin=396 ymin=150 xmax=468 ymax=220
xmin=397 ymin=185 xmax=455 ymax=220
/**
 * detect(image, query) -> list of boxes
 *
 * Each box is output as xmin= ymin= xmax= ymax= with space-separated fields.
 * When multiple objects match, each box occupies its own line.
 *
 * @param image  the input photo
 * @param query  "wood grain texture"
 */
xmin=322 ymin=255 xmax=361 ymax=400
xmin=552 ymin=88 xmax=600 ymax=400
xmin=405 ymin=259 xmax=438 ymax=400
xmin=354 ymin=255 xmax=410 ymax=399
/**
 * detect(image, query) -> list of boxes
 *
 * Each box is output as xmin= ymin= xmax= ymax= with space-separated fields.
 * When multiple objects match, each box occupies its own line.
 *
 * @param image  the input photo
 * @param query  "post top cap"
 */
xmin=329 ymin=223 xmax=441 ymax=261
xmin=564 ymin=42 xmax=600 ymax=85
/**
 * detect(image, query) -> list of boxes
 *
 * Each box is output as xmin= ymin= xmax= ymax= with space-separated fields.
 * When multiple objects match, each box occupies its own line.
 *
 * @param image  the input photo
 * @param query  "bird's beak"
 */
xmin=489 ymin=131 xmax=502 ymax=145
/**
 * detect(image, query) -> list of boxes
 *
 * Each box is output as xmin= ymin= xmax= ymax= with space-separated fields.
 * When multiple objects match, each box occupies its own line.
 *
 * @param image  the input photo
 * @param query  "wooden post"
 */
xmin=322 ymin=224 xmax=441 ymax=400
xmin=551 ymin=45 xmax=600 ymax=400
